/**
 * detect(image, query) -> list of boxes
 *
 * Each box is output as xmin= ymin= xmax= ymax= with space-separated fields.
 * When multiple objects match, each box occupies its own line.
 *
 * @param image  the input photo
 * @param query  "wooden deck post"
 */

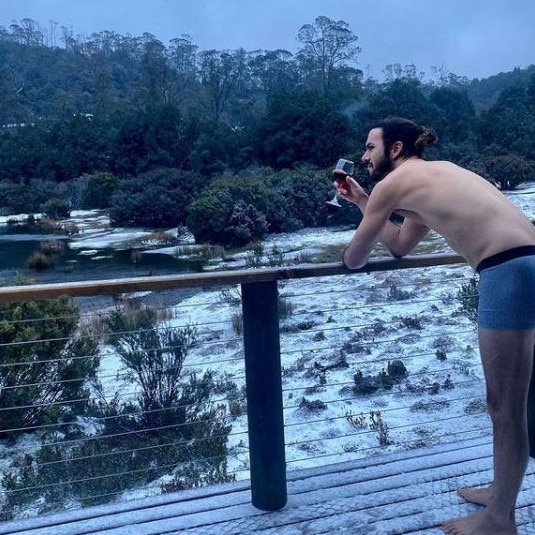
xmin=241 ymin=280 xmax=287 ymax=511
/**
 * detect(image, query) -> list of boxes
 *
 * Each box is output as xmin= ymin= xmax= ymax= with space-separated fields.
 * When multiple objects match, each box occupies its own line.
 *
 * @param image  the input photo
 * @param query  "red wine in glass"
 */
xmin=326 ymin=158 xmax=355 ymax=208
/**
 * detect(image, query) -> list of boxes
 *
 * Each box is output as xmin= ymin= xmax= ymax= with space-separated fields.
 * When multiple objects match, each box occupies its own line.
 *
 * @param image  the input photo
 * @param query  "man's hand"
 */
xmin=334 ymin=175 xmax=369 ymax=211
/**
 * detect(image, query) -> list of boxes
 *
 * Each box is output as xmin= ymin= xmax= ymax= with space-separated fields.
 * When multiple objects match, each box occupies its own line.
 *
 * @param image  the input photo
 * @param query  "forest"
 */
xmin=1 ymin=15 xmax=535 ymax=246
xmin=0 ymin=16 xmax=534 ymax=517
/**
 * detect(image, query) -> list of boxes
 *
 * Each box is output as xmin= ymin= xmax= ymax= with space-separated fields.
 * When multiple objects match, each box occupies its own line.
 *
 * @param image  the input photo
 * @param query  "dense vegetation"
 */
xmin=0 ymin=296 xmax=233 ymax=517
xmin=1 ymin=16 xmax=535 ymax=246
xmin=0 ymin=15 xmax=534 ymax=516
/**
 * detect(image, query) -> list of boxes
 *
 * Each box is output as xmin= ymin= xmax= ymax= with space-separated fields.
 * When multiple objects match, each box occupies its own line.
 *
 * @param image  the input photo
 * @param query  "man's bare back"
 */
xmin=341 ymin=127 xmax=535 ymax=270
xmin=373 ymin=158 xmax=535 ymax=267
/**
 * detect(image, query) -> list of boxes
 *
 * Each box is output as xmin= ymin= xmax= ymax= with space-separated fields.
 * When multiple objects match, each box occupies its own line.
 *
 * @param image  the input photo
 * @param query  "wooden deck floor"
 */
xmin=2 ymin=436 xmax=535 ymax=535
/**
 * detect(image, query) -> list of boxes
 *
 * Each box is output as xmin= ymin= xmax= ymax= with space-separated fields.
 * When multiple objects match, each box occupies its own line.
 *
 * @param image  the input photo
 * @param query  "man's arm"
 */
xmin=340 ymin=178 xmax=429 ymax=269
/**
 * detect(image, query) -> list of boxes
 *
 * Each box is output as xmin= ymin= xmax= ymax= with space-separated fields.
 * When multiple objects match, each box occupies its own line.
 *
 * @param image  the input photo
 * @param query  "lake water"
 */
xmin=0 ymin=223 xmax=204 ymax=287
xmin=0 ymin=216 xmax=208 ymax=310
xmin=0 ymin=228 xmax=203 ymax=284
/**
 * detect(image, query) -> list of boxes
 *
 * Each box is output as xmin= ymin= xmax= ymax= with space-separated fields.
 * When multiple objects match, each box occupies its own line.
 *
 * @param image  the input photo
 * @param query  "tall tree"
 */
xmin=355 ymin=79 xmax=438 ymax=138
xmin=478 ymin=85 xmax=535 ymax=159
xmin=255 ymin=91 xmax=351 ymax=169
xmin=140 ymin=33 xmax=173 ymax=106
xmin=296 ymin=16 xmax=361 ymax=95
xmin=527 ymin=73 xmax=535 ymax=109
xmin=8 ymin=18 xmax=45 ymax=47
xmin=198 ymin=49 xmax=248 ymax=122
xmin=0 ymin=61 xmax=26 ymax=124
xmin=168 ymin=34 xmax=199 ymax=106
xmin=429 ymin=87 xmax=476 ymax=144
xmin=249 ymin=49 xmax=299 ymax=111
xmin=383 ymin=63 xmax=424 ymax=83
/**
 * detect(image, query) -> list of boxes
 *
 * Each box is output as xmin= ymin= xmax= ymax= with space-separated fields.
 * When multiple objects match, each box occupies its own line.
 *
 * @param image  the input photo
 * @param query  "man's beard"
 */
xmin=369 ymin=150 xmax=394 ymax=182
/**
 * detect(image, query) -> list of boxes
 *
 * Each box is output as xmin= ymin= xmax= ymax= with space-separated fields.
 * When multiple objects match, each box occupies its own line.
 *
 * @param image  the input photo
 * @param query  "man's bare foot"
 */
xmin=442 ymin=510 xmax=516 ymax=535
xmin=457 ymin=485 xmax=492 ymax=506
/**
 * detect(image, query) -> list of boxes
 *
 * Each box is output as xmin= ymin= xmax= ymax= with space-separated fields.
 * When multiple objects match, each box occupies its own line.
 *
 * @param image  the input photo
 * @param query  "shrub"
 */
xmin=267 ymin=245 xmax=285 ymax=267
xmin=0 ymin=294 xmax=99 ymax=438
xmin=263 ymin=168 xmax=336 ymax=231
xmin=28 ymin=239 xmax=67 ymax=270
xmin=224 ymin=202 xmax=268 ymax=247
xmin=231 ymin=311 xmax=243 ymax=335
xmin=0 ymin=179 xmax=63 ymax=214
xmin=78 ymin=172 xmax=120 ymax=209
xmin=103 ymin=301 xmax=161 ymax=342
xmin=109 ymin=318 xmax=199 ymax=429
xmin=352 ymin=360 xmax=408 ymax=396
xmin=299 ymin=397 xmax=327 ymax=412
xmin=399 ymin=315 xmax=423 ymax=330
xmin=387 ymin=285 xmax=413 ymax=300
xmin=245 ymin=242 xmax=265 ymax=268
xmin=353 ymin=370 xmax=380 ymax=395
xmin=41 ymin=197 xmax=71 ymax=219
xmin=483 ymin=154 xmax=535 ymax=191
xmin=2 ymin=303 xmax=233 ymax=516
xmin=435 ymin=349 xmax=448 ymax=361
xmin=2 ymin=393 xmax=233 ymax=514
xmin=218 ymin=287 xmax=241 ymax=306
xmin=105 ymin=307 xmax=233 ymax=495
xmin=187 ymin=167 xmax=354 ymax=247
xmin=457 ymin=276 xmax=479 ymax=323
xmin=387 ymin=360 xmax=408 ymax=379
xmin=27 ymin=251 xmax=55 ymax=270
xmin=109 ymin=167 xmax=202 ymax=228
xmin=187 ymin=175 xmax=270 ymax=245
xmin=40 ymin=240 xmax=65 ymax=255
xmin=345 ymin=410 xmax=367 ymax=429
xmin=370 ymin=410 xmax=390 ymax=446
xmin=37 ymin=217 xmax=62 ymax=233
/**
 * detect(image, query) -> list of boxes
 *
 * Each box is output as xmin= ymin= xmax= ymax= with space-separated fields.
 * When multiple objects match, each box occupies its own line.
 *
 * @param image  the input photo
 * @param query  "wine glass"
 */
xmin=326 ymin=158 xmax=355 ymax=208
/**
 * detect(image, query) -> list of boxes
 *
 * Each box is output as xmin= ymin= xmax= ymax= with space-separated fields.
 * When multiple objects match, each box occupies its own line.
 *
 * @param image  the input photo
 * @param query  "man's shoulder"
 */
xmin=391 ymin=159 xmax=452 ymax=182
xmin=369 ymin=173 xmax=406 ymax=201
xmin=374 ymin=161 xmax=434 ymax=199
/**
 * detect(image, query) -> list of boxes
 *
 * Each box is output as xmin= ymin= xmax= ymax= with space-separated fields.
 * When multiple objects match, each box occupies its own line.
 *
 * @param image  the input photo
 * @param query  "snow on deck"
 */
xmin=2 ymin=436 xmax=535 ymax=535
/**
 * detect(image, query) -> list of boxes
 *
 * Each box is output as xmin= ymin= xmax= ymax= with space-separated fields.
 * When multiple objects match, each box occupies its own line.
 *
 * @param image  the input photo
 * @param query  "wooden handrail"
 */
xmin=0 ymin=251 xmax=468 ymax=513
xmin=0 ymin=253 xmax=465 ymax=302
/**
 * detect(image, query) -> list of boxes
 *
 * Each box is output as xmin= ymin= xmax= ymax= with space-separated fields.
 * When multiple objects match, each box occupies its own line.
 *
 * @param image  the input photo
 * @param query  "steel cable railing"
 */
xmin=0 ymin=254 xmax=482 ymax=520
xmin=270 ymin=263 xmax=483 ymax=477
xmin=0 ymin=292 xmax=247 ymax=521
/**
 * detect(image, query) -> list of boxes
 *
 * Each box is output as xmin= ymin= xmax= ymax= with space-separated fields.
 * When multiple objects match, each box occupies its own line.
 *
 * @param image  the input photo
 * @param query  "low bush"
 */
xmin=27 ymin=251 xmax=55 ymax=270
xmin=109 ymin=167 xmax=202 ymax=228
xmin=1 ymin=302 xmax=232 ymax=517
xmin=483 ymin=154 xmax=535 ymax=191
xmin=0 ymin=294 xmax=99 ymax=439
xmin=41 ymin=197 xmax=71 ymax=219
xmin=457 ymin=276 xmax=479 ymax=323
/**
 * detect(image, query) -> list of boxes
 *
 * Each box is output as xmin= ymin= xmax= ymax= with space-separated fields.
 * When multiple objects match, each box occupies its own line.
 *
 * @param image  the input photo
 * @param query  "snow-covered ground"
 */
xmin=138 ymin=251 xmax=479 ymax=481
xmin=95 ymin=186 xmax=535 ymax=488
xmin=4 ymin=184 xmax=535 ymax=510
xmin=93 ymin=183 xmax=535 ymax=500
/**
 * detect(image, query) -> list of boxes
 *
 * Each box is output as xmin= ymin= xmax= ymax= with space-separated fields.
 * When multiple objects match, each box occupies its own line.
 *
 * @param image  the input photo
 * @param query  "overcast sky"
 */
xmin=1 ymin=0 xmax=534 ymax=81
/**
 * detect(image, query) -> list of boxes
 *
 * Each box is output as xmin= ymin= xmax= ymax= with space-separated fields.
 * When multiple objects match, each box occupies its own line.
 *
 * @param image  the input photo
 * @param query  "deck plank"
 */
xmin=1 ymin=437 xmax=535 ymax=535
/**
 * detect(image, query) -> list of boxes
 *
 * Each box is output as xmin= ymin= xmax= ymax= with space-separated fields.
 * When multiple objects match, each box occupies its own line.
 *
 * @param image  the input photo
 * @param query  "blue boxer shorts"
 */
xmin=476 ymin=245 xmax=535 ymax=330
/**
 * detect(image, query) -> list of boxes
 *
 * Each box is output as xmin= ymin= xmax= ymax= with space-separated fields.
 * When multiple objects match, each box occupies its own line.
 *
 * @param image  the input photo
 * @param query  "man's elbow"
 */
xmin=389 ymin=244 xmax=412 ymax=259
xmin=342 ymin=250 xmax=367 ymax=270
xmin=391 ymin=251 xmax=406 ymax=260
xmin=343 ymin=259 xmax=366 ymax=270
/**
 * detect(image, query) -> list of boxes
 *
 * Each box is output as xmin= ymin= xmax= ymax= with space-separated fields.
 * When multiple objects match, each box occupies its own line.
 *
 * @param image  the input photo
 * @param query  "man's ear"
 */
xmin=390 ymin=141 xmax=403 ymax=160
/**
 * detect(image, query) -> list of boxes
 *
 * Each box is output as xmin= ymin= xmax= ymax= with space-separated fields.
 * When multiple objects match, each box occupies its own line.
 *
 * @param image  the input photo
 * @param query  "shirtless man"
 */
xmin=338 ymin=116 xmax=535 ymax=535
